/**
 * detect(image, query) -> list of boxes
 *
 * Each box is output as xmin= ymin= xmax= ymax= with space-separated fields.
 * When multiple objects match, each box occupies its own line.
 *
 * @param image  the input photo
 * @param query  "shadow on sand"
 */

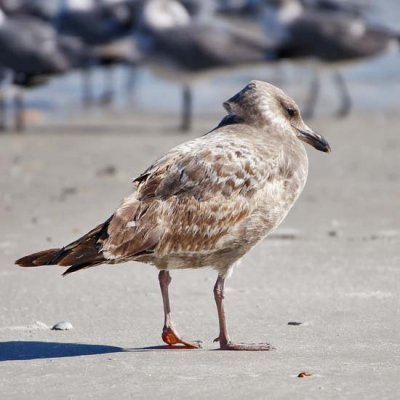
xmin=0 ymin=341 xmax=123 ymax=361
xmin=0 ymin=341 xmax=203 ymax=361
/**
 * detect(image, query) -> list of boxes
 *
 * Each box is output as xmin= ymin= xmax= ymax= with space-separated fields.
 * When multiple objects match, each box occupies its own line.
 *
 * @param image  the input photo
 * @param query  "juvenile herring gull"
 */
xmin=16 ymin=80 xmax=331 ymax=351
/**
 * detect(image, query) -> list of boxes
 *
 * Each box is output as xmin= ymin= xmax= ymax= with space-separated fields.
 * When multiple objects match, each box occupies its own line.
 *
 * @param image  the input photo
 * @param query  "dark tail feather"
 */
xmin=15 ymin=249 xmax=63 ymax=267
xmin=15 ymin=218 xmax=111 ymax=274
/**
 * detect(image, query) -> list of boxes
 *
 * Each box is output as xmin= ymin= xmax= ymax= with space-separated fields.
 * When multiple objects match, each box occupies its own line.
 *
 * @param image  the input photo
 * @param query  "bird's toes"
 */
xmin=219 ymin=341 xmax=276 ymax=351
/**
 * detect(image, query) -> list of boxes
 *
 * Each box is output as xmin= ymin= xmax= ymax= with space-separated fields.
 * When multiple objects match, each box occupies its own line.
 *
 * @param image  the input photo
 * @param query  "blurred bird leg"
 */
xmin=333 ymin=71 xmax=351 ymax=117
xmin=180 ymin=84 xmax=192 ymax=132
xmin=125 ymin=66 xmax=138 ymax=104
xmin=303 ymin=68 xmax=320 ymax=119
xmin=82 ymin=68 xmax=93 ymax=107
xmin=14 ymin=89 xmax=25 ymax=132
xmin=99 ymin=65 xmax=115 ymax=106
xmin=158 ymin=271 xmax=201 ymax=348
xmin=213 ymin=274 xmax=274 ymax=351
xmin=0 ymin=89 xmax=6 ymax=131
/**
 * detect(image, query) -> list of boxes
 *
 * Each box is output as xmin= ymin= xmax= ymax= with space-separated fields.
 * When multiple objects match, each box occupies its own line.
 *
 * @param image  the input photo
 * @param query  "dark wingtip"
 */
xmin=62 ymin=262 xmax=99 ymax=277
xmin=62 ymin=267 xmax=75 ymax=277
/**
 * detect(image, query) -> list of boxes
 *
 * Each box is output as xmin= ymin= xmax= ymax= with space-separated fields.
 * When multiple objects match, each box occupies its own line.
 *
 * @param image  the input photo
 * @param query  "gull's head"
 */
xmin=223 ymin=80 xmax=331 ymax=153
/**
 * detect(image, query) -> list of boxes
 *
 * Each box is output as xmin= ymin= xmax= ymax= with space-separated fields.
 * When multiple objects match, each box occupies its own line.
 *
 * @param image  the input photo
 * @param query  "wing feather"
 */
xmin=101 ymin=130 xmax=279 ymax=260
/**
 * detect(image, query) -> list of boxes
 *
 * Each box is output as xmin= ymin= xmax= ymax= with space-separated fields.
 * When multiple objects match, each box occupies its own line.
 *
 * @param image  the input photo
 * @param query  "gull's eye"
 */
xmin=287 ymin=107 xmax=297 ymax=118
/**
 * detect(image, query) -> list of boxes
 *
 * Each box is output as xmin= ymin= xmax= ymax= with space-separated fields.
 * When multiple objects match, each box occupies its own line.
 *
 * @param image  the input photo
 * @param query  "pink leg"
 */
xmin=213 ymin=275 xmax=274 ymax=351
xmin=159 ymin=271 xmax=201 ymax=349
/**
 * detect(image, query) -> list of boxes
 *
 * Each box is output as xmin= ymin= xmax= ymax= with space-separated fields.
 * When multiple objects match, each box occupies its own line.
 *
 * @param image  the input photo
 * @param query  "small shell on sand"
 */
xmin=298 ymin=371 xmax=313 ymax=378
xmin=51 ymin=321 xmax=73 ymax=331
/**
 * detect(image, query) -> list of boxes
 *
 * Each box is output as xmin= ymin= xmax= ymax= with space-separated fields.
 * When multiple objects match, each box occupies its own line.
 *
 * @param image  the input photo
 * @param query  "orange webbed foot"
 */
xmin=162 ymin=326 xmax=202 ymax=349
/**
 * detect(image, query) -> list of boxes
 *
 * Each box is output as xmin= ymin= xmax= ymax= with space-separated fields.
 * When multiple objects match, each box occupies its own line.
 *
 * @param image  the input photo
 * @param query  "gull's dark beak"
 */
xmin=294 ymin=124 xmax=331 ymax=153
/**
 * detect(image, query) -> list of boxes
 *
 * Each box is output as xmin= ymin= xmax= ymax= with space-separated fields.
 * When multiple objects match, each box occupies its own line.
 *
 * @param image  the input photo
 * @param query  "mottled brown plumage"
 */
xmin=16 ymin=80 xmax=330 ymax=350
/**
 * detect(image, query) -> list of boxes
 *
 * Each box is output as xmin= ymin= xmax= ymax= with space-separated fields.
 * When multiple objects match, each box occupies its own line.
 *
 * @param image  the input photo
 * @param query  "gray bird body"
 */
xmin=55 ymin=0 xmax=141 ymax=46
xmin=279 ymin=10 xmax=398 ymax=62
xmin=140 ymin=20 xmax=277 ymax=79
xmin=0 ymin=13 xmax=93 ymax=79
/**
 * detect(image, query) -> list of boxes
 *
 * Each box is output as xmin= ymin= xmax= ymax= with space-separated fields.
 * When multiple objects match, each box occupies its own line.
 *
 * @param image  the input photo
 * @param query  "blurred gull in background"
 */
xmin=0 ymin=6 xmax=94 ymax=131
xmin=136 ymin=0 xmax=280 ymax=131
xmin=55 ymin=0 xmax=143 ymax=105
xmin=268 ymin=0 xmax=400 ymax=117
xmin=0 ymin=0 xmax=398 ymax=131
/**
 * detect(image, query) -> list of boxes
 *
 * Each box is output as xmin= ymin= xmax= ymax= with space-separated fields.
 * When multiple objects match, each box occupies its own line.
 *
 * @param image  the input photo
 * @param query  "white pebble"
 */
xmin=51 ymin=321 xmax=73 ymax=331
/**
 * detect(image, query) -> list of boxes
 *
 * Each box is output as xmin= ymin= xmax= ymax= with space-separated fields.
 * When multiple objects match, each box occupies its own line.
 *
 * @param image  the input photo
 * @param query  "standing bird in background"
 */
xmin=136 ymin=0 xmax=279 ymax=131
xmin=270 ymin=0 xmax=400 ymax=117
xmin=55 ymin=0 xmax=143 ymax=105
xmin=16 ymin=81 xmax=330 ymax=351
xmin=0 ymin=7 xmax=94 ymax=131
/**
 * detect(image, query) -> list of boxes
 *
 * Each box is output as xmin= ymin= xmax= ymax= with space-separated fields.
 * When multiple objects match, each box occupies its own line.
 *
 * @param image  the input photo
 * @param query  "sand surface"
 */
xmin=0 ymin=111 xmax=399 ymax=399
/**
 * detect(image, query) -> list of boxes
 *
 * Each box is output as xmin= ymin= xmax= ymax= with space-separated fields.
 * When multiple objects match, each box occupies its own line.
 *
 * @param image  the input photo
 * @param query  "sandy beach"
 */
xmin=0 ymin=109 xmax=399 ymax=399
